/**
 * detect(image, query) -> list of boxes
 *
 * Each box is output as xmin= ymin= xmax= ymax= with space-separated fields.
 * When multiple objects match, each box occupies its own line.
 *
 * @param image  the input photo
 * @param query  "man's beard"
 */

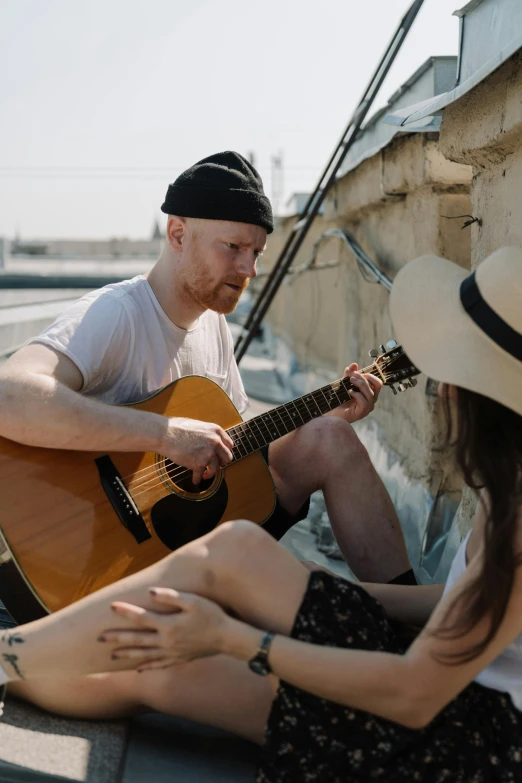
xmin=182 ymin=267 xmax=249 ymax=315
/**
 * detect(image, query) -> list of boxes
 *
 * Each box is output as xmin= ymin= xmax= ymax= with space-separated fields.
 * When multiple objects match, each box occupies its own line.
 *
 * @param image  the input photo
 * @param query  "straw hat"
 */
xmin=389 ymin=247 xmax=522 ymax=416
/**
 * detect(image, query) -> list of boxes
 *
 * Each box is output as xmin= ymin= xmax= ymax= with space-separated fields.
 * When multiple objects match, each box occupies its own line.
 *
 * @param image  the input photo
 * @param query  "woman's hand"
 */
xmin=99 ymin=588 xmax=231 ymax=671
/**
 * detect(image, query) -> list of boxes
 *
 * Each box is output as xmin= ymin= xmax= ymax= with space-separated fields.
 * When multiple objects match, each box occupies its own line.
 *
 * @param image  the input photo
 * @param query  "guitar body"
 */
xmin=0 ymin=376 xmax=276 ymax=623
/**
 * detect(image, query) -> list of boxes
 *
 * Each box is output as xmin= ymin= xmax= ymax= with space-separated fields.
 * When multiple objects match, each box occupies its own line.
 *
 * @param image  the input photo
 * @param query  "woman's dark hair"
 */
xmin=435 ymin=387 xmax=522 ymax=664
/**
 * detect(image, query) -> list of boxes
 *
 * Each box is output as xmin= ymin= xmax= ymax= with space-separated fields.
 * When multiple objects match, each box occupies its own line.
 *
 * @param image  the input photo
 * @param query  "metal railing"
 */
xmin=234 ymin=0 xmax=425 ymax=362
xmin=290 ymin=228 xmax=393 ymax=291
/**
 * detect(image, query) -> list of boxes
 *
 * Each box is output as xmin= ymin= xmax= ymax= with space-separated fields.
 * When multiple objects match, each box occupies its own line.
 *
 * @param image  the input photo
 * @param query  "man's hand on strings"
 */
xmin=327 ymin=363 xmax=382 ymax=424
xmin=162 ymin=417 xmax=234 ymax=485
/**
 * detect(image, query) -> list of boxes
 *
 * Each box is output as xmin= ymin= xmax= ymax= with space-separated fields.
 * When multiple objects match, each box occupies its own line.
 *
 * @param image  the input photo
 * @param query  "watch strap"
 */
xmin=248 ymin=631 xmax=275 ymax=675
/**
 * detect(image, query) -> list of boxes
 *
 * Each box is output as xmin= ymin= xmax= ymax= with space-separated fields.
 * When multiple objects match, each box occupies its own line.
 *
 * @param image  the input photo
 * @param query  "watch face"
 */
xmin=249 ymin=656 xmax=269 ymax=676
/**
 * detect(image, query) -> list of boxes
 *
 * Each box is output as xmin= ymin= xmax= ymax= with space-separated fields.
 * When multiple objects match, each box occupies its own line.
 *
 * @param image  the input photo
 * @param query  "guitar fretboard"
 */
xmin=227 ymin=373 xmax=372 ymax=462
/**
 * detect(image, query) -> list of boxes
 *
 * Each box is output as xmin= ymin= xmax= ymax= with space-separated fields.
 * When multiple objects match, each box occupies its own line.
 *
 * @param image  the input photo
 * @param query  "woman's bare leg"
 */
xmin=4 ymin=521 xmax=308 ymax=722
xmin=11 ymin=655 xmax=275 ymax=744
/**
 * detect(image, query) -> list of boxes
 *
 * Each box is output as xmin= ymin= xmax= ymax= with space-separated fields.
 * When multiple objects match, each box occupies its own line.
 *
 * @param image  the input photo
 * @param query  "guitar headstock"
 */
xmin=367 ymin=340 xmax=421 ymax=395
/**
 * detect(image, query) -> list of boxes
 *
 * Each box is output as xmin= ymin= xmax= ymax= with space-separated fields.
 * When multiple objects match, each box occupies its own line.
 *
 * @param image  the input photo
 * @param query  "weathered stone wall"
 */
xmin=255 ymin=49 xmax=522 ymax=562
xmin=259 ymin=131 xmax=471 ymax=516
xmin=436 ymin=50 xmax=522 ymax=531
xmin=440 ymin=51 xmax=522 ymax=268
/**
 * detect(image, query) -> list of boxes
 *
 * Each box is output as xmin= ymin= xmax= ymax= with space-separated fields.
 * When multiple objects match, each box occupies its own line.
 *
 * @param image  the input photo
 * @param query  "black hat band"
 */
xmin=460 ymin=272 xmax=522 ymax=361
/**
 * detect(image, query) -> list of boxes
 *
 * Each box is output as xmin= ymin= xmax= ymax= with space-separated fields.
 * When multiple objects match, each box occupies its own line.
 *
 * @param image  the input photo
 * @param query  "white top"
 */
xmin=442 ymin=530 xmax=522 ymax=710
xmin=30 ymin=275 xmax=249 ymax=412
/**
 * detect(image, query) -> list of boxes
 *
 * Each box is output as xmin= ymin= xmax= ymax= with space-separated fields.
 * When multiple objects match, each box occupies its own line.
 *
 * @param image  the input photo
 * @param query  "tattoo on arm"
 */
xmin=2 ymin=653 xmax=24 ymax=679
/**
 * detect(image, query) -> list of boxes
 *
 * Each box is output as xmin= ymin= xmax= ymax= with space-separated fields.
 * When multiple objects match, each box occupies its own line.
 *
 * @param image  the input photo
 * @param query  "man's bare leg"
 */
xmin=6 ymin=521 xmax=307 ymax=730
xmin=268 ymin=416 xmax=411 ymax=582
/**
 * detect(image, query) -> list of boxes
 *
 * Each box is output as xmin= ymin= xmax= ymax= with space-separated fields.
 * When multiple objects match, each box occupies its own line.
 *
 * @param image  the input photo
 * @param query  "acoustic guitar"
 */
xmin=0 ymin=343 xmax=419 ymax=623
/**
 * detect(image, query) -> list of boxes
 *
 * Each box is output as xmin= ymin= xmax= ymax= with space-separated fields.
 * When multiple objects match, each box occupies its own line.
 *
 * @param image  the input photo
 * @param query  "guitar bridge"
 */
xmin=95 ymin=455 xmax=151 ymax=544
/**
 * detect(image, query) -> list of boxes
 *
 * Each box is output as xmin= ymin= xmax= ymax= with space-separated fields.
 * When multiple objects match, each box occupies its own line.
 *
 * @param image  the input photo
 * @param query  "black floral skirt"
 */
xmin=257 ymin=572 xmax=522 ymax=783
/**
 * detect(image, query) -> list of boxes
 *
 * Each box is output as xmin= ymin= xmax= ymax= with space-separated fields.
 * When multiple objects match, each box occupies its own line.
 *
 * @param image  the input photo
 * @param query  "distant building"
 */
xmin=0 ymin=238 xmax=9 ymax=268
xmin=10 ymin=219 xmax=164 ymax=260
xmin=151 ymin=219 xmax=162 ymax=241
xmin=285 ymin=192 xmax=324 ymax=217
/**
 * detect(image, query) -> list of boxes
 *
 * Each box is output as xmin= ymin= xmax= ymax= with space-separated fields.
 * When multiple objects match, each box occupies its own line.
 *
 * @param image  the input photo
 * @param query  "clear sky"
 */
xmin=0 ymin=0 xmax=461 ymax=239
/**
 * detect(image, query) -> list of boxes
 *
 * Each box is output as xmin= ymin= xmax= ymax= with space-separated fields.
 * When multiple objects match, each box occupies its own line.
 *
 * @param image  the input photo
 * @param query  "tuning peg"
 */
xmin=389 ymin=384 xmax=397 ymax=395
xmin=398 ymin=383 xmax=407 ymax=392
xmin=368 ymin=348 xmax=379 ymax=358
xmin=409 ymin=378 xmax=418 ymax=388
xmin=379 ymin=344 xmax=386 ymax=354
xmin=386 ymin=339 xmax=397 ymax=350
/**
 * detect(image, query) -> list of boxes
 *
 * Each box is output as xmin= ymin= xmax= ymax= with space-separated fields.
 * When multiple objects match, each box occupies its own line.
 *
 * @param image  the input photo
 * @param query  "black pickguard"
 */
xmin=150 ymin=479 xmax=229 ymax=551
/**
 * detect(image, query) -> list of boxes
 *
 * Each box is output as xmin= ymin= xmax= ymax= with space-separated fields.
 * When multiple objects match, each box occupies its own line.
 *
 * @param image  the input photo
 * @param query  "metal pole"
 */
xmin=235 ymin=0 xmax=425 ymax=363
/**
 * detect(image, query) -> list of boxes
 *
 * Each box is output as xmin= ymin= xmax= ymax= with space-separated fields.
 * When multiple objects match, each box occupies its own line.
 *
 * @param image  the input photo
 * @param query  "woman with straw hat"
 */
xmin=2 ymin=248 xmax=522 ymax=781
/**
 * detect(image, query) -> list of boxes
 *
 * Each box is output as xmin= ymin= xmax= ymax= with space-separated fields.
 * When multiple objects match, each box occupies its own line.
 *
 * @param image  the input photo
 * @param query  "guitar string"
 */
xmin=124 ymin=381 xmax=351 ymax=490
xmin=127 ymin=369 xmax=402 ymax=502
xmin=128 ymin=391 xmax=350 ymax=500
xmin=120 ymin=358 xmax=389 ymax=487
xmin=125 ymin=371 xmax=364 ymax=495
xmin=124 ymin=364 xmax=402 ymax=496
xmin=128 ymin=375 xmax=404 ymax=503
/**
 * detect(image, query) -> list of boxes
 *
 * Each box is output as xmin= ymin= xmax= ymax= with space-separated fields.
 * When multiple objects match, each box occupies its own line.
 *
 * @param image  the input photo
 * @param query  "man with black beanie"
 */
xmin=161 ymin=150 xmax=274 ymax=233
xmin=0 ymin=150 xmax=414 ymax=718
xmin=0 ymin=149 xmax=411 ymax=568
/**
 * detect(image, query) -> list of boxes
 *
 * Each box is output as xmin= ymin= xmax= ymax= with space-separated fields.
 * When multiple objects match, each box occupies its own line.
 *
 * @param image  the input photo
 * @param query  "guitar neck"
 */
xmin=227 ymin=364 xmax=379 ymax=462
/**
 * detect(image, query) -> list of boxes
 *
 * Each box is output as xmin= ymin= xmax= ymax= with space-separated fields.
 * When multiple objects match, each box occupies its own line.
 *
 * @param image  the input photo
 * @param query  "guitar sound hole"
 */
xmin=150 ymin=475 xmax=229 ymax=551
xmin=164 ymin=459 xmax=214 ymax=494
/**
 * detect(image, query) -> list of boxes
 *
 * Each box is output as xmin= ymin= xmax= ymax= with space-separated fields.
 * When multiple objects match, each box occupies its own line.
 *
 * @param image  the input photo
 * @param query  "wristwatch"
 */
xmin=248 ymin=631 xmax=275 ymax=676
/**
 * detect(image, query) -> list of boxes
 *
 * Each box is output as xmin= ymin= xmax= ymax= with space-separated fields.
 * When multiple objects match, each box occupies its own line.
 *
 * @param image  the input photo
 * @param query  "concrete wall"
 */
xmin=260 ymin=50 xmax=522 ymax=544
xmin=440 ymin=51 xmax=522 ymax=268
xmin=262 ymin=131 xmax=471 ymax=485
xmin=257 ymin=130 xmax=472 ymax=577
xmin=436 ymin=50 xmax=522 ymax=530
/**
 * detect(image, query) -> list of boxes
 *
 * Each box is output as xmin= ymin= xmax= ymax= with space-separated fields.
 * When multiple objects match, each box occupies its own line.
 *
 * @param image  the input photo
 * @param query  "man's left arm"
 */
xmin=326 ymin=362 xmax=382 ymax=423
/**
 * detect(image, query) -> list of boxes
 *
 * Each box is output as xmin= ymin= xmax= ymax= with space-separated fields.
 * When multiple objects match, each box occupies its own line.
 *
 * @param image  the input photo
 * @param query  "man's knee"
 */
xmin=307 ymin=415 xmax=368 ymax=460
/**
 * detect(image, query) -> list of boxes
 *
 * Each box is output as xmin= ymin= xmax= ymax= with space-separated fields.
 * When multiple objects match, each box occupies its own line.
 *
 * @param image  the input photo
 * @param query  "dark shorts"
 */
xmin=258 ymin=446 xmax=310 ymax=541
xmin=258 ymin=572 xmax=522 ymax=783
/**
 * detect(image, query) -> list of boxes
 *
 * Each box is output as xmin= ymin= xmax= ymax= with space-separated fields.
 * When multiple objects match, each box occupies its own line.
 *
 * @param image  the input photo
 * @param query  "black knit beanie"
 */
xmin=161 ymin=151 xmax=274 ymax=234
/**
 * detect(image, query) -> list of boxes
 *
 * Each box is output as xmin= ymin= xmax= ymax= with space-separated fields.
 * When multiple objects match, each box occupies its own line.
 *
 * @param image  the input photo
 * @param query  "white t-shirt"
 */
xmin=30 ymin=275 xmax=249 ymax=413
xmin=443 ymin=530 xmax=522 ymax=710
